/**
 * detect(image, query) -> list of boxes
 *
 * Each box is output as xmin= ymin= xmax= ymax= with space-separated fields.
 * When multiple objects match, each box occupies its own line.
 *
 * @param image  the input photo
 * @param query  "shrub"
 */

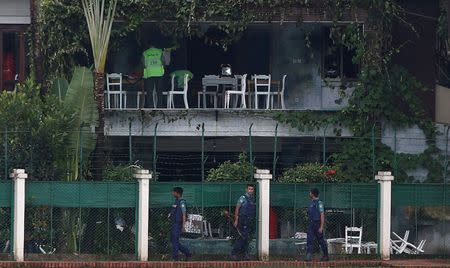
xmin=278 ymin=162 xmax=343 ymax=183
xmin=206 ymin=153 xmax=256 ymax=182
xmin=103 ymin=163 xmax=145 ymax=181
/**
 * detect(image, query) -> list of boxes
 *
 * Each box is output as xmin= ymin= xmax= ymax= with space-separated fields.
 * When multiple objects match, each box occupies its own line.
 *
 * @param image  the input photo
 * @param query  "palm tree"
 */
xmin=30 ymin=0 xmax=44 ymax=87
xmin=82 ymin=0 xmax=117 ymax=179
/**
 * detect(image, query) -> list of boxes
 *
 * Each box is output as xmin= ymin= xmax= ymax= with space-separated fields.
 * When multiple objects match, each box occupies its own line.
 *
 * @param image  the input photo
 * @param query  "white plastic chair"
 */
xmin=363 ymin=241 xmax=378 ymax=254
xmin=391 ymin=230 xmax=410 ymax=254
xmin=269 ymin=74 xmax=287 ymax=109
xmin=344 ymin=226 xmax=363 ymax=254
xmin=225 ymin=74 xmax=247 ymax=109
xmin=253 ymin=74 xmax=271 ymax=109
xmin=106 ymin=73 xmax=126 ymax=109
xmin=391 ymin=231 xmax=425 ymax=254
xmin=163 ymin=74 xmax=189 ymax=109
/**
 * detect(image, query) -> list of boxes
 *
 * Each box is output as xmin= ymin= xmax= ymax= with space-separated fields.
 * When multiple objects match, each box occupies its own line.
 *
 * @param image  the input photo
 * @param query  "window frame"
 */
xmin=0 ymin=25 xmax=27 ymax=91
xmin=321 ymin=25 xmax=361 ymax=82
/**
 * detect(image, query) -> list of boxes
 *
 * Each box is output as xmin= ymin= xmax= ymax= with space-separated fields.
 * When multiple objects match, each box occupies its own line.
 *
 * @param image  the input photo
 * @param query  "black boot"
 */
xmin=321 ymin=254 xmax=329 ymax=261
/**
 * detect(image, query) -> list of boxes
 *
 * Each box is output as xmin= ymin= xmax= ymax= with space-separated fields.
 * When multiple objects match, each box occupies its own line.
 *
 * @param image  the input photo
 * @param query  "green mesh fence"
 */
xmin=1 ymin=180 xmax=449 ymax=261
xmin=391 ymin=184 xmax=449 ymax=257
xmin=23 ymin=181 xmax=138 ymax=260
xmin=0 ymin=181 xmax=12 ymax=259
xmin=148 ymin=182 xmax=257 ymax=261
xmin=270 ymin=183 xmax=379 ymax=259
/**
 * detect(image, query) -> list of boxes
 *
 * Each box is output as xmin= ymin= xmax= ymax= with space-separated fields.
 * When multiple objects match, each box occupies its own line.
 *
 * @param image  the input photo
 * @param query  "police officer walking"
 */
xmin=305 ymin=188 xmax=329 ymax=261
xmin=231 ymin=184 xmax=256 ymax=260
xmin=168 ymin=187 xmax=192 ymax=261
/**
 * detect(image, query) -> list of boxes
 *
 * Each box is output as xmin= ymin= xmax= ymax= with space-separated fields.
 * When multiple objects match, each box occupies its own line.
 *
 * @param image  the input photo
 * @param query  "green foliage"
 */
xmin=36 ymin=0 xmax=443 ymax=183
xmin=82 ymin=0 xmax=118 ymax=73
xmin=207 ymin=153 xmax=255 ymax=182
xmin=49 ymin=77 xmax=69 ymax=101
xmin=278 ymin=163 xmax=343 ymax=183
xmin=0 ymin=79 xmax=74 ymax=180
xmin=340 ymin=66 xmax=429 ymax=135
xmin=62 ymin=67 xmax=98 ymax=181
xmin=104 ymin=164 xmax=138 ymax=181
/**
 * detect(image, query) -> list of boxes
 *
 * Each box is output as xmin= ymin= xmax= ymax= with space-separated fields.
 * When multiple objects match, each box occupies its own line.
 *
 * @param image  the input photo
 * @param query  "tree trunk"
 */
xmin=30 ymin=0 xmax=44 ymax=88
xmin=83 ymin=72 xmax=106 ymax=251
xmin=92 ymin=72 xmax=105 ymax=180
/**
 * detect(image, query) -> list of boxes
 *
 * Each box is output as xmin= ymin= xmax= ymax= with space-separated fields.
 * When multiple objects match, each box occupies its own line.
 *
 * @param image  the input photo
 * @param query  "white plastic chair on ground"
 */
xmin=344 ymin=226 xmax=363 ymax=254
xmin=391 ymin=230 xmax=409 ymax=254
xmin=404 ymin=239 xmax=426 ymax=254
xmin=106 ymin=73 xmax=126 ymax=109
xmin=253 ymin=74 xmax=271 ymax=109
xmin=391 ymin=231 xmax=425 ymax=254
xmin=269 ymin=74 xmax=287 ymax=109
xmin=225 ymin=74 xmax=247 ymax=109
xmin=163 ymin=74 xmax=189 ymax=109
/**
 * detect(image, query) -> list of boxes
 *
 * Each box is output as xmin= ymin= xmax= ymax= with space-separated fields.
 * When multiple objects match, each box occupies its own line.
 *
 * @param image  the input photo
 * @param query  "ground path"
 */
xmin=0 ymin=259 xmax=449 ymax=267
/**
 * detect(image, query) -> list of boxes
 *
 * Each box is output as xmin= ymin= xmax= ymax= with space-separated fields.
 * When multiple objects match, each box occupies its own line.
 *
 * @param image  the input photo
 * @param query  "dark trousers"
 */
xmin=144 ymin=77 xmax=163 ymax=108
xmin=231 ymin=217 xmax=250 ymax=256
xmin=306 ymin=221 xmax=328 ymax=256
xmin=170 ymin=222 xmax=191 ymax=261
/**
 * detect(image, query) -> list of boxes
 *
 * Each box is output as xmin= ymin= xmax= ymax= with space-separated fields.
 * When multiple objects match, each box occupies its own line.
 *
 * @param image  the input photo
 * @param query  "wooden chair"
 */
xmin=253 ymin=74 xmax=271 ymax=109
xmin=106 ymin=73 xmax=126 ymax=109
xmin=269 ymin=74 xmax=287 ymax=109
xmin=225 ymin=74 xmax=247 ymax=109
xmin=344 ymin=226 xmax=363 ymax=254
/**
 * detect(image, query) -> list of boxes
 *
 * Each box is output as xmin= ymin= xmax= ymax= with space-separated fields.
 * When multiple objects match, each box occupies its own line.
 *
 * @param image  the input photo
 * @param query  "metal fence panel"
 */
xmin=0 ymin=181 xmax=11 ymax=207
xmin=26 ymin=181 xmax=137 ymax=208
xmin=0 ymin=181 xmax=12 ymax=259
xmin=270 ymin=183 xmax=379 ymax=259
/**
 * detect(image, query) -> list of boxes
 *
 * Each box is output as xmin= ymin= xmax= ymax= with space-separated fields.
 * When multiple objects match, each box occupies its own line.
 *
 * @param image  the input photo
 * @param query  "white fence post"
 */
xmin=255 ymin=169 xmax=272 ymax=261
xmin=10 ymin=169 xmax=27 ymax=262
xmin=134 ymin=169 xmax=152 ymax=261
xmin=375 ymin=171 xmax=394 ymax=260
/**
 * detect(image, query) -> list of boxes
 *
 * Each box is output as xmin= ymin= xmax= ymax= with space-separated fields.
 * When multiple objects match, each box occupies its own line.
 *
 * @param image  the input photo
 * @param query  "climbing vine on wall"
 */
xmin=37 ymin=0 xmax=445 ymax=182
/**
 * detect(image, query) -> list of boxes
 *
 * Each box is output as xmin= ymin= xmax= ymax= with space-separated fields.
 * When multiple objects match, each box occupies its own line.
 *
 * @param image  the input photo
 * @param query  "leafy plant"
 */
xmin=278 ymin=163 xmax=343 ymax=183
xmin=0 ymin=79 xmax=74 ymax=180
xmin=207 ymin=153 xmax=256 ymax=182
xmin=82 ymin=0 xmax=118 ymax=180
xmin=61 ymin=67 xmax=98 ymax=181
xmin=104 ymin=163 xmax=142 ymax=181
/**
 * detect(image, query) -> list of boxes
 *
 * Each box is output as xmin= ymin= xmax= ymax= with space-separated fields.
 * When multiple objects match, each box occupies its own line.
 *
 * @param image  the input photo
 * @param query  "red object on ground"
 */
xmin=269 ymin=207 xmax=278 ymax=239
xmin=2 ymin=53 xmax=15 ymax=81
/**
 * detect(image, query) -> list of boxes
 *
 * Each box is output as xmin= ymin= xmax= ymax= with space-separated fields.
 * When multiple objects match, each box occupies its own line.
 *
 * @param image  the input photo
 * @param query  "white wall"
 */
xmin=104 ymin=110 xmax=353 ymax=138
xmin=0 ymin=0 xmax=30 ymax=24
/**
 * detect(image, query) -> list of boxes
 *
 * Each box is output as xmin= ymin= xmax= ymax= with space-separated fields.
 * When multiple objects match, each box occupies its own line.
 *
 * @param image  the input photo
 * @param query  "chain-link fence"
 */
xmin=0 ymin=180 xmax=12 ymax=260
xmin=270 ymin=183 xmax=379 ymax=259
xmin=1 ymin=126 xmax=449 ymax=184
xmin=391 ymin=184 xmax=449 ymax=257
xmin=23 ymin=181 xmax=138 ymax=260
xmin=148 ymin=182 xmax=256 ymax=261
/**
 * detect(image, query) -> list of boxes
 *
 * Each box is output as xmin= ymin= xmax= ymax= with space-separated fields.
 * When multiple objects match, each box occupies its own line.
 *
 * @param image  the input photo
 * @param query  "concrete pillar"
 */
xmin=133 ymin=169 xmax=152 ymax=261
xmin=375 ymin=171 xmax=394 ymax=260
xmin=255 ymin=169 xmax=272 ymax=261
xmin=10 ymin=169 xmax=27 ymax=261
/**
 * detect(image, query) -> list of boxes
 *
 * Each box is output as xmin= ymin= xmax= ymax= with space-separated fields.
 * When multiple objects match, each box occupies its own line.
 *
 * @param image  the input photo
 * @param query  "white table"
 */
xmin=201 ymin=75 xmax=238 ymax=108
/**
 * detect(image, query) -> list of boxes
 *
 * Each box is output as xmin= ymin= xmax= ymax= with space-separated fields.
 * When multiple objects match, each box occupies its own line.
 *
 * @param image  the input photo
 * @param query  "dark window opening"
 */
xmin=322 ymin=27 xmax=359 ymax=79
xmin=1 ymin=28 xmax=26 ymax=92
